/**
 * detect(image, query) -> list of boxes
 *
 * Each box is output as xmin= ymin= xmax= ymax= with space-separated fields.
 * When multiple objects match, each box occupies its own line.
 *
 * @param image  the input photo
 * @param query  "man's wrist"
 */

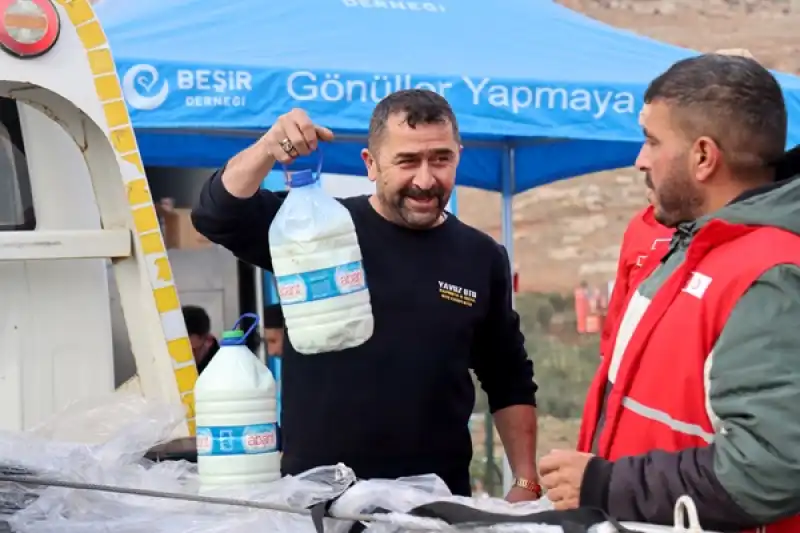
xmin=579 ymin=457 xmax=613 ymax=510
xmin=512 ymin=476 xmax=542 ymax=498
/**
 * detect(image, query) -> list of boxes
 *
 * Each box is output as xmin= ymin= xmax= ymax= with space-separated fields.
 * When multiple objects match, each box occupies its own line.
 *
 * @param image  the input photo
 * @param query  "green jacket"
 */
xmin=583 ymin=176 xmax=800 ymax=530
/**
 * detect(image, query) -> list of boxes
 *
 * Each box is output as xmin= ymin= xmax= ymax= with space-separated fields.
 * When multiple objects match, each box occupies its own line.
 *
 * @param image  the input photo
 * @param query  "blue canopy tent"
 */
xmin=96 ymin=0 xmax=800 ymax=248
xmin=96 ymin=0 xmax=800 ymax=492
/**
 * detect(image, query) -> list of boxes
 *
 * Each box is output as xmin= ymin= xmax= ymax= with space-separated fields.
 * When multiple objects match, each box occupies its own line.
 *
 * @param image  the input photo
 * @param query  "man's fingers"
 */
xmin=265 ymin=109 xmax=330 ymax=163
xmin=280 ymin=117 xmax=311 ymax=157
xmin=538 ymin=450 xmax=568 ymax=475
xmin=545 ymin=483 xmax=568 ymax=502
xmin=540 ymin=469 xmax=564 ymax=490
xmin=264 ymin=126 xmax=293 ymax=164
xmin=315 ymin=125 xmax=335 ymax=142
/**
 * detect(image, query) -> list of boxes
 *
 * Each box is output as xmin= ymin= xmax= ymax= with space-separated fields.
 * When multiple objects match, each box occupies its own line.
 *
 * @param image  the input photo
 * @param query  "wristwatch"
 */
xmin=513 ymin=476 xmax=543 ymax=498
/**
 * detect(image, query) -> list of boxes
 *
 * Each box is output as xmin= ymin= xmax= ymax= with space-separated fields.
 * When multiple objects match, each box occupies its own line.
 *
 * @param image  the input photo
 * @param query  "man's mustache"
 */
xmin=644 ymin=173 xmax=654 ymax=190
xmin=402 ymin=186 xmax=444 ymax=203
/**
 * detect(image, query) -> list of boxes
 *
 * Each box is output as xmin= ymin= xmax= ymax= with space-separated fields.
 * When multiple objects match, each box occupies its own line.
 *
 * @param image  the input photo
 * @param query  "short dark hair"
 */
xmin=182 ymin=305 xmax=211 ymax=336
xmin=367 ymin=89 xmax=460 ymax=152
xmin=263 ymin=304 xmax=284 ymax=329
xmin=644 ymin=54 xmax=787 ymax=170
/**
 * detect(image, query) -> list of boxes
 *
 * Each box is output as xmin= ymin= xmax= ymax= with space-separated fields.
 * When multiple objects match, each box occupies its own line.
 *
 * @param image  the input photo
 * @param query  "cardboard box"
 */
xmin=158 ymin=201 xmax=211 ymax=250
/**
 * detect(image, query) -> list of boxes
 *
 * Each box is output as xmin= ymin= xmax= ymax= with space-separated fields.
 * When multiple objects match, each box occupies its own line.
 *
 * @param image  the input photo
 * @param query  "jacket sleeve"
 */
xmin=580 ymin=264 xmax=800 ymax=530
xmin=470 ymin=243 xmax=537 ymax=412
xmin=191 ymin=168 xmax=286 ymax=271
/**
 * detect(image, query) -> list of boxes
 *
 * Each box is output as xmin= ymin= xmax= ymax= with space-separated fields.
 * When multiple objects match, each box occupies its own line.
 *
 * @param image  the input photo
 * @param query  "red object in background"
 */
xmin=513 ymin=271 xmax=519 ymax=293
xmin=574 ymin=286 xmax=589 ymax=334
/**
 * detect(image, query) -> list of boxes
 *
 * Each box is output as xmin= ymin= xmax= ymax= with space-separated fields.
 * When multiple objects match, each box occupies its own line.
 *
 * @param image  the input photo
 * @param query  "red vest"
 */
xmin=600 ymin=206 xmax=673 ymax=359
xmin=579 ymin=220 xmax=800 ymax=533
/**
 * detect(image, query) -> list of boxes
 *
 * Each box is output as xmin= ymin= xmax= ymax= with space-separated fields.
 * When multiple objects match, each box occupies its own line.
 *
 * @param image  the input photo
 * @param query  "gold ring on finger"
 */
xmin=279 ymin=138 xmax=295 ymax=155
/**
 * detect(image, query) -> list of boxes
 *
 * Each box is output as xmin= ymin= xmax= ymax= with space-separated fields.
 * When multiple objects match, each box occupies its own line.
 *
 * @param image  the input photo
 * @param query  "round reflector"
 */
xmin=0 ymin=0 xmax=59 ymax=58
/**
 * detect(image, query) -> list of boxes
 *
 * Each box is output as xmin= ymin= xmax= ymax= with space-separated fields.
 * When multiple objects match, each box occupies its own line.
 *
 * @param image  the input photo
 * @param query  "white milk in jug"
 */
xmin=269 ymin=168 xmax=374 ymax=354
xmin=195 ymin=316 xmax=280 ymax=487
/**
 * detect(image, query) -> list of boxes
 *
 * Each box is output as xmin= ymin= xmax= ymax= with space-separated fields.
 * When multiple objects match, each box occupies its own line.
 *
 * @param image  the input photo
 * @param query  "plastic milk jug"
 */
xmin=195 ymin=314 xmax=280 ymax=487
xmin=269 ymin=163 xmax=374 ymax=354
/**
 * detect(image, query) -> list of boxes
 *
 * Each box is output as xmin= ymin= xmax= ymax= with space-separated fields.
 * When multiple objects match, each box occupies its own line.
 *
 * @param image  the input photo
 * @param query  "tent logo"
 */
xmin=122 ymin=64 xmax=169 ymax=111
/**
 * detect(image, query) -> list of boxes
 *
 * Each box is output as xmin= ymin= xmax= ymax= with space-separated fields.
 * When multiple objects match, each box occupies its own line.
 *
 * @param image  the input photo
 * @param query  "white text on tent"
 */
xmin=462 ymin=77 xmax=635 ymax=118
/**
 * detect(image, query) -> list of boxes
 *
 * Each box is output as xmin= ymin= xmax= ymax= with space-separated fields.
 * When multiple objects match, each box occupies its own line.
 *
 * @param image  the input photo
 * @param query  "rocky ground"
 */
xmin=456 ymin=0 xmax=800 ymax=293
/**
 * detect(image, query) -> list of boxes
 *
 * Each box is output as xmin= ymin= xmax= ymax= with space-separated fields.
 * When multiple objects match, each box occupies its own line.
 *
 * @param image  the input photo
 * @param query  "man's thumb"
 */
xmin=315 ymin=125 xmax=335 ymax=141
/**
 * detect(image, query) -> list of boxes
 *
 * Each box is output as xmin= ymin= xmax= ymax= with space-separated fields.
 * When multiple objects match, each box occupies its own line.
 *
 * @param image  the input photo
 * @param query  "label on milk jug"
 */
xmin=196 ymin=423 xmax=278 ymax=456
xmin=276 ymin=260 xmax=367 ymax=305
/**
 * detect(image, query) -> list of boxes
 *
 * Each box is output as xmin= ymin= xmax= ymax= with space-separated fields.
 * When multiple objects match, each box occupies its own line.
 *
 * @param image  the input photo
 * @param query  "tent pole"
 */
xmin=254 ymin=267 xmax=266 ymax=363
xmin=500 ymin=146 xmax=516 ymax=495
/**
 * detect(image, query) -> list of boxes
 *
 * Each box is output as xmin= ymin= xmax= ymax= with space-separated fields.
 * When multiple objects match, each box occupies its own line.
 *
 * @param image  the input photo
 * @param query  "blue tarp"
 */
xmin=96 ymin=0 xmax=800 ymax=193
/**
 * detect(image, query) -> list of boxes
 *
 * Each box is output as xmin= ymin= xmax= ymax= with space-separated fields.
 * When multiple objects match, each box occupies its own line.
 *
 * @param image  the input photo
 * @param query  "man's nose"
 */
xmin=412 ymin=163 xmax=435 ymax=189
xmin=634 ymin=147 xmax=649 ymax=172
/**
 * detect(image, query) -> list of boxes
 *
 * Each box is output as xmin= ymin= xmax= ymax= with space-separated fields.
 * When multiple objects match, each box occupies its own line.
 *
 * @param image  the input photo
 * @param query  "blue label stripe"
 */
xmin=276 ymin=260 xmax=368 ymax=306
xmin=196 ymin=423 xmax=278 ymax=456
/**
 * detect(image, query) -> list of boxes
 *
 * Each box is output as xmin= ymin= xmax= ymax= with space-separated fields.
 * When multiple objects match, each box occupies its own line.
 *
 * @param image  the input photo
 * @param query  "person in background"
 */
xmin=192 ymin=89 xmax=539 ymax=500
xmin=262 ymin=303 xmax=285 ymax=357
xmin=263 ymin=303 xmax=285 ymax=449
xmin=539 ymin=54 xmax=800 ymax=532
xmin=183 ymin=305 xmax=219 ymax=374
xmin=598 ymin=201 xmax=673 ymax=359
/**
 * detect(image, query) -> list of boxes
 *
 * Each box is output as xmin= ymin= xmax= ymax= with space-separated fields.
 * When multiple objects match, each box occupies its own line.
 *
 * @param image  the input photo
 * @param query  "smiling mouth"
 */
xmin=405 ymin=197 xmax=439 ymax=209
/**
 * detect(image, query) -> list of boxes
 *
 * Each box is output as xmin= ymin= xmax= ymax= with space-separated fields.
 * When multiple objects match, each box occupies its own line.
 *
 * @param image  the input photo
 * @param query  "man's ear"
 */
xmin=362 ymin=148 xmax=378 ymax=182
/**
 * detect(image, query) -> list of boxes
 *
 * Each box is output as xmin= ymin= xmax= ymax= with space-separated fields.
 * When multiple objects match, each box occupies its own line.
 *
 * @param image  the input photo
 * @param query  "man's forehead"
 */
xmin=639 ymin=100 xmax=673 ymax=129
xmin=385 ymin=112 xmax=453 ymax=133
xmin=638 ymin=104 xmax=651 ymax=127
xmin=383 ymin=117 xmax=457 ymax=150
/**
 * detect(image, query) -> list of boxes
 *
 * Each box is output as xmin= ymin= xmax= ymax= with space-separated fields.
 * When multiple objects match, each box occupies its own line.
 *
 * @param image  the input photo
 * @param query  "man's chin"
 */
xmin=400 ymin=209 xmax=443 ymax=229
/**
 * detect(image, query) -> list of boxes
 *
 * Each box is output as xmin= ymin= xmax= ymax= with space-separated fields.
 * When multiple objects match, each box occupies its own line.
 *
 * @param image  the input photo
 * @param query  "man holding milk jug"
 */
xmin=192 ymin=89 xmax=540 ymax=502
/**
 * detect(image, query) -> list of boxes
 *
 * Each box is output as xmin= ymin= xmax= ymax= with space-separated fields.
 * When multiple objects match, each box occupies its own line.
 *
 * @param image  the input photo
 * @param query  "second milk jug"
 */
xmin=269 ymin=168 xmax=374 ymax=354
xmin=195 ymin=314 xmax=280 ymax=487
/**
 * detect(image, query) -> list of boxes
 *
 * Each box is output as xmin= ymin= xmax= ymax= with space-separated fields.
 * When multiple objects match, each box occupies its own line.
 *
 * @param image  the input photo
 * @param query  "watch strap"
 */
xmin=513 ymin=476 xmax=543 ymax=498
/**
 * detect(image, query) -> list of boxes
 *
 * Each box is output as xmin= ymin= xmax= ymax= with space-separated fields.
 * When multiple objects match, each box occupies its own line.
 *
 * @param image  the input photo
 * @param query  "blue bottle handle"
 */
xmin=232 ymin=313 xmax=260 ymax=341
xmin=281 ymin=145 xmax=324 ymax=185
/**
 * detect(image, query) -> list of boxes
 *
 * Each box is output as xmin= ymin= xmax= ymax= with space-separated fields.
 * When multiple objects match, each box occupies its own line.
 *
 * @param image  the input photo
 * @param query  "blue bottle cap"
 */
xmin=289 ymin=169 xmax=315 ymax=188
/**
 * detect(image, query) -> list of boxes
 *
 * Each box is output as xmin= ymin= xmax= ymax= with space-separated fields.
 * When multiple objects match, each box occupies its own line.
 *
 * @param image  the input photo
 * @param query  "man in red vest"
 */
xmin=538 ymin=54 xmax=800 ymax=532
xmin=599 ymin=202 xmax=673 ymax=359
xmin=599 ymin=49 xmax=754 ymax=361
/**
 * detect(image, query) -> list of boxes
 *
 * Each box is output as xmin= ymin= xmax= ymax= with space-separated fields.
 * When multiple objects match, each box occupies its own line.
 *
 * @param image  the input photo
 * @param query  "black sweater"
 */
xmin=192 ymin=172 xmax=537 ymax=495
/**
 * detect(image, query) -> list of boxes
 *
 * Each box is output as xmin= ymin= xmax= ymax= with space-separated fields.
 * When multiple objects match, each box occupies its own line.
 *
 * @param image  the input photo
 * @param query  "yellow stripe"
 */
xmin=153 ymin=256 xmax=173 ymax=282
xmin=181 ymin=392 xmax=196 ymax=420
xmin=103 ymin=101 xmax=129 ymax=129
xmin=64 ymin=0 xmax=195 ymax=434
xmin=122 ymin=153 xmax=144 ymax=174
xmin=126 ymin=178 xmax=151 ymax=206
xmin=75 ymin=20 xmax=106 ymax=50
xmin=168 ymin=338 xmax=194 ymax=364
xmin=152 ymin=286 xmax=180 ymax=314
xmin=110 ymin=127 xmax=137 ymax=153
xmin=86 ymin=48 xmax=115 ymax=76
xmin=174 ymin=365 xmax=199 ymax=395
xmin=139 ymin=233 xmax=165 ymax=255
xmin=131 ymin=205 xmax=159 ymax=233
xmin=54 ymin=0 xmax=94 ymax=25
xmin=94 ymin=74 xmax=122 ymax=101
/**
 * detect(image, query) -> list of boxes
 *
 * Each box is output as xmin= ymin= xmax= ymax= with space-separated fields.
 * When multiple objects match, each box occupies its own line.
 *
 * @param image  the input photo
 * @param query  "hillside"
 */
xmin=456 ymin=0 xmax=800 ymax=293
